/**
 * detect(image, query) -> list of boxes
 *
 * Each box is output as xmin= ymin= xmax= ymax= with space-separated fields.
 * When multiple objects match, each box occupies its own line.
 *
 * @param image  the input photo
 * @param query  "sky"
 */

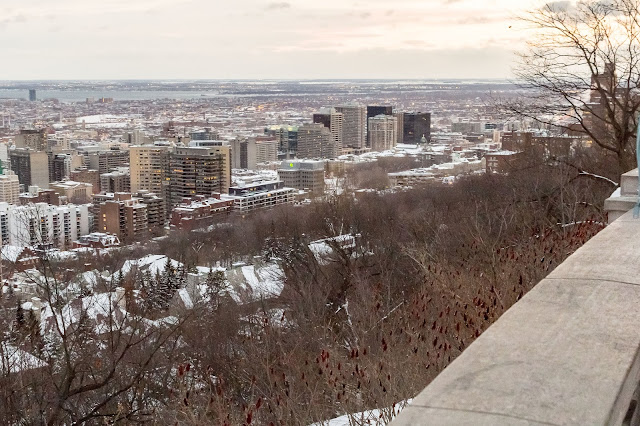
xmin=0 ymin=0 xmax=540 ymax=80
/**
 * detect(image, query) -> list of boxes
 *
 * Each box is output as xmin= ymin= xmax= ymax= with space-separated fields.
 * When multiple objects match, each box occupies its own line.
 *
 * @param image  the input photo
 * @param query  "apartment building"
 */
xmin=223 ymin=181 xmax=296 ymax=213
xmin=0 ymin=202 xmax=90 ymax=249
xmin=0 ymin=170 xmax=20 ymax=204
xmin=169 ymin=144 xmax=231 ymax=206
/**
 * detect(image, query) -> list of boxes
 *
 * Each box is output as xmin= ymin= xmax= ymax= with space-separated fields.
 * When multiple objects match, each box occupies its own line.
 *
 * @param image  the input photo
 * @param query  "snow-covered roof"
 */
xmin=120 ymin=254 xmax=182 ymax=277
xmin=0 ymin=342 xmax=47 ymax=374
xmin=225 ymin=262 xmax=285 ymax=304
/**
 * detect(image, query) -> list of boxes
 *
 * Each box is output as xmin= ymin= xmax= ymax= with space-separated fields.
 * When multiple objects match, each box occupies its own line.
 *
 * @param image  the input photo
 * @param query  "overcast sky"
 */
xmin=1 ymin=0 xmax=539 ymax=80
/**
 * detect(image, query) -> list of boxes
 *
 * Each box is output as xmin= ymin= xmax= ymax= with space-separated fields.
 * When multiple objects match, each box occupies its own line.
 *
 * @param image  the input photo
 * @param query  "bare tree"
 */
xmin=508 ymin=0 xmax=640 ymax=174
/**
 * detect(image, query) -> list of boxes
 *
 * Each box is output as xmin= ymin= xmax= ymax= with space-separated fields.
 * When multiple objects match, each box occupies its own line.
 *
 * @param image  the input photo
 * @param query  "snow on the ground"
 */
xmin=226 ymin=262 xmax=285 ymax=304
xmin=120 ymin=254 xmax=182 ymax=277
xmin=0 ymin=342 xmax=47 ymax=374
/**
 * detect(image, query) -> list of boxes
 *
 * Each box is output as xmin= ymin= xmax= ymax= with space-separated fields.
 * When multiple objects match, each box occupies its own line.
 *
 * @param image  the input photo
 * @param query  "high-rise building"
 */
xmin=256 ymin=140 xmax=278 ymax=165
xmin=70 ymin=168 xmax=100 ymax=194
xmin=394 ymin=112 xmax=405 ymax=145
xmin=277 ymin=160 xmax=325 ymax=194
xmin=14 ymin=129 xmax=47 ymax=151
xmin=297 ymin=123 xmax=335 ymax=159
xmin=169 ymin=144 xmax=231 ymax=206
xmin=99 ymin=193 xmax=148 ymax=242
xmin=87 ymin=149 xmax=130 ymax=175
xmin=368 ymin=115 xmax=398 ymax=152
xmin=9 ymin=149 xmax=50 ymax=189
xmin=335 ymin=105 xmax=366 ymax=149
xmin=313 ymin=108 xmax=344 ymax=153
xmin=100 ymin=168 xmax=131 ymax=193
xmin=366 ymin=106 xmax=393 ymax=146
xmin=136 ymin=191 xmax=166 ymax=231
xmin=402 ymin=112 xmax=431 ymax=143
xmin=0 ymin=170 xmax=20 ymax=204
xmin=49 ymin=153 xmax=83 ymax=182
xmin=0 ymin=202 xmax=90 ymax=249
xmin=367 ymin=106 xmax=393 ymax=119
xmin=28 ymin=90 xmax=36 ymax=102
xmin=232 ymin=138 xmax=278 ymax=169
xmin=231 ymin=138 xmax=257 ymax=170
xmin=129 ymin=145 xmax=170 ymax=195
xmin=268 ymin=126 xmax=299 ymax=159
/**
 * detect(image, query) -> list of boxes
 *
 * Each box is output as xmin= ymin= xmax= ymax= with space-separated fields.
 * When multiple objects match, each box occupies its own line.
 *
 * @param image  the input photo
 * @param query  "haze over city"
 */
xmin=2 ymin=0 xmax=537 ymax=79
xmin=2 ymin=0 xmax=638 ymax=424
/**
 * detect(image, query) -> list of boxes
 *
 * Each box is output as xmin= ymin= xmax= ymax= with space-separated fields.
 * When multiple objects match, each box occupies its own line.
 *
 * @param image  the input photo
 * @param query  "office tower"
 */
xmin=70 ymin=168 xmax=100 ymax=194
xmin=368 ymin=114 xmax=398 ymax=152
xmin=277 ymin=160 xmax=325 ymax=194
xmin=269 ymin=126 xmax=299 ymax=159
xmin=87 ymin=149 xmax=130 ymax=175
xmin=256 ymin=140 xmax=278 ymax=164
xmin=313 ymin=108 xmax=344 ymax=153
xmin=231 ymin=138 xmax=257 ymax=170
xmin=124 ymin=129 xmax=151 ymax=145
xmin=49 ymin=153 xmax=83 ymax=182
xmin=366 ymin=106 xmax=393 ymax=146
xmin=402 ymin=112 xmax=431 ymax=143
xmin=29 ymin=89 xmax=36 ymax=102
xmin=14 ymin=129 xmax=48 ymax=151
xmin=335 ymin=105 xmax=366 ymax=149
xmin=10 ymin=149 xmax=50 ymax=189
xmin=129 ymin=145 xmax=170 ymax=194
xmin=231 ymin=138 xmax=277 ymax=170
xmin=296 ymin=123 xmax=335 ymax=159
xmin=169 ymin=144 xmax=231 ymax=206
xmin=394 ymin=112 xmax=405 ymax=145
xmin=0 ymin=170 xmax=20 ymax=204
xmin=367 ymin=106 xmax=393 ymax=119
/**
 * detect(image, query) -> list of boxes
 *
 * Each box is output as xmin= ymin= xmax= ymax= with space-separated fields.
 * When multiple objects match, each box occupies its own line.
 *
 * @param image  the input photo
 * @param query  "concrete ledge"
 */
xmin=621 ymin=169 xmax=639 ymax=197
xmin=392 ymin=209 xmax=640 ymax=425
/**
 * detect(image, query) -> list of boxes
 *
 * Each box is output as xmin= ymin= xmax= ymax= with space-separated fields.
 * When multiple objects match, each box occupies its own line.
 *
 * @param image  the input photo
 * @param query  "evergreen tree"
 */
xmin=205 ymin=268 xmax=227 ymax=310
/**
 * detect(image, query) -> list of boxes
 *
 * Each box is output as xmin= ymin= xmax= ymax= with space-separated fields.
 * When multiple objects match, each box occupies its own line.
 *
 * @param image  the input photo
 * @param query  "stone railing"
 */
xmin=392 ymin=170 xmax=640 ymax=425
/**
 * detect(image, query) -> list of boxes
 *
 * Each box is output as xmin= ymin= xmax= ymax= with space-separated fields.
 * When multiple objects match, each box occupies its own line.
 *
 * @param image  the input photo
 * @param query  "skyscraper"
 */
xmin=402 ymin=112 xmax=431 ymax=144
xmin=296 ymin=123 xmax=335 ymax=159
xmin=366 ymin=106 xmax=393 ymax=146
xmin=368 ymin=115 xmax=398 ymax=152
xmin=129 ymin=145 xmax=170 ymax=195
xmin=14 ymin=129 xmax=48 ymax=151
xmin=28 ymin=89 xmax=36 ymax=102
xmin=169 ymin=144 xmax=231 ymax=206
xmin=9 ymin=149 xmax=50 ymax=189
xmin=335 ymin=105 xmax=366 ymax=149
xmin=313 ymin=108 xmax=344 ymax=154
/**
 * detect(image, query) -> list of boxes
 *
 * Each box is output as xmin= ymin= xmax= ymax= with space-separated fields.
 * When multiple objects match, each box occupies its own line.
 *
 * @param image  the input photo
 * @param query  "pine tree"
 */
xmin=205 ymin=268 xmax=227 ymax=310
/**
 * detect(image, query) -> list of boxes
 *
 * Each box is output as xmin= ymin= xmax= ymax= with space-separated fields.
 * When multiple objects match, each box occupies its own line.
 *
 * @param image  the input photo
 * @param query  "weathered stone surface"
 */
xmin=621 ymin=168 xmax=639 ymax=197
xmin=392 ymin=209 xmax=640 ymax=425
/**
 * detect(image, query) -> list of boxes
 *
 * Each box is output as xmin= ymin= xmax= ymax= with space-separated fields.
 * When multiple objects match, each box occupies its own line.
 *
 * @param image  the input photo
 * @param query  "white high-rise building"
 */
xmin=0 ymin=170 xmax=20 ymax=204
xmin=0 ymin=202 xmax=90 ymax=248
xmin=368 ymin=115 xmax=398 ymax=152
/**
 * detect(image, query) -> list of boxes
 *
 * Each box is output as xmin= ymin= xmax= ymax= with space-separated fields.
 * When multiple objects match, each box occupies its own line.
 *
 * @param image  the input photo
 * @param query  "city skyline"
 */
xmin=1 ymin=0 xmax=538 ymax=80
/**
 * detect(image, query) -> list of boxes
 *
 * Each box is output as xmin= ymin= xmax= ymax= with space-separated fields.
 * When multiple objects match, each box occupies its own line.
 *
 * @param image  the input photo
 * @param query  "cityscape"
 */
xmin=1 ymin=0 xmax=640 ymax=425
